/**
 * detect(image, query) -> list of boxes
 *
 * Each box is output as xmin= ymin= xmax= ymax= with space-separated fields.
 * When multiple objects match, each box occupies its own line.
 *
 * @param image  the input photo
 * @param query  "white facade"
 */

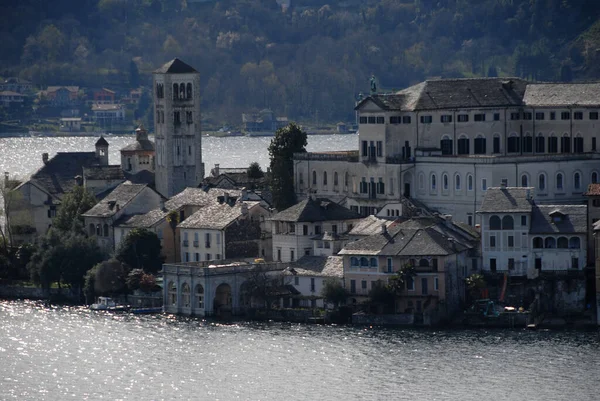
xmin=181 ymin=229 xmax=225 ymax=263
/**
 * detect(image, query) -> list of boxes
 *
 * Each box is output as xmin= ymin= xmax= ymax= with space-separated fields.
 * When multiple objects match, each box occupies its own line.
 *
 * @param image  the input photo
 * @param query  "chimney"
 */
xmin=501 ymin=178 xmax=508 ymax=188
xmin=42 ymin=153 xmax=49 ymax=164
xmin=4 ymin=172 xmax=8 ymax=184
xmin=224 ymin=192 xmax=229 ymax=204
xmin=381 ymin=223 xmax=387 ymax=234
xmin=241 ymin=202 xmax=249 ymax=215
xmin=214 ymin=163 xmax=220 ymax=177
xmin=241 ymin=188 xmax=247 ymax=200
xmin=475 ymin=224 xmax=481 ymax=232
xmin=444 ymin=214 xmax=452 ymax=227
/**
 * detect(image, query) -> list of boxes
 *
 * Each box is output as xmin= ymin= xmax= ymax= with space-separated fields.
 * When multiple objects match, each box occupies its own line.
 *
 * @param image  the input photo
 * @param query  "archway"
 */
xmin=214 ymin=283 xmax=232 ymax=316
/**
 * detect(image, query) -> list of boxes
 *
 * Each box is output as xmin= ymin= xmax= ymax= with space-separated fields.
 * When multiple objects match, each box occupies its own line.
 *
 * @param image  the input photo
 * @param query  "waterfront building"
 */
xmin=7 ymin=137 xmax=122 ymax=244
xmin=293 ymin=78 xmax=600 ymax=226
xmin=281 ymin=256 xmax=343 ymax=309
xmin=338 ymin=215 xmax=478 ymax=322
xmin=269 ymin=197 xmax=362 ymax=263
xmin=178 ymin=198 xmax=271 ymax=263
xmin=584 ymin=183 xmax=600 ymax=262
xmin=59 ymin=117 xmax=82 ymax=132
xmin=478 ymin=186 xmax=587 ymax=276
xmin=242 ymin=109 xmax=288 ymax=135
xmin=82 ymin=181 xmax=163 ymax=251
xmin=91 ymin=103 xmax=125 ymax=126
xmin=120 ymin=125 xmax=155 ymax=177
xmin=153 ymin=58 xmax=204 ymax=198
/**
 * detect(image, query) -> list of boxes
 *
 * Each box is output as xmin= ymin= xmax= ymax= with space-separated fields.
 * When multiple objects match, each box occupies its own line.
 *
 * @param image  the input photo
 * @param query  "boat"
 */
xmin=89 ymin=297 xmax=130 ymax=312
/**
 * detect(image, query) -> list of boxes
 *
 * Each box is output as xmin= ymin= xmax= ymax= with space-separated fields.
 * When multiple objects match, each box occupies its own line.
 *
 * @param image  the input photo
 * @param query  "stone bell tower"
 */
xmin=153 ymin=58 xmax=204 ymax=198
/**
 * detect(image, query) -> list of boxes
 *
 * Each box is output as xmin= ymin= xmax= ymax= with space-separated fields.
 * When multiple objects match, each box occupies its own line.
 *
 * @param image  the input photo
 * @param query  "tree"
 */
xmin=387 ymin=263 xmax=417 ymax=295
xmin=126 ymin=268 xmax=144 ymax=292
xmin=321 ymin=278 xmax=348 ymax=308
xmin=27 ymin=231 xmax=105 ymax=290
xmin=247 ymin=161 xmax=264 ymax=180
xmin=243 ymin=267 xmax=287 ymax=309
xmin=465 ymin=273 xmax=486 ymax=301
xmin=93 ymin=258 xmax=128 ymax=295
xmin=129 ymin=59 xmax=140 ymax=88
xmin=368 ymin=282 xmax=396 ymax=309
xmin=268 ymin=123 xmax=307 ymax=211
xmin=166 ymin=210 xmax=179 ymax=261
xmin=52 ymin=186 xmax=97 ymax=235
xmin=135 ymin=89 xmax=151 ymax=122
xmin=115 ymin=228 xmax=164 ymax=273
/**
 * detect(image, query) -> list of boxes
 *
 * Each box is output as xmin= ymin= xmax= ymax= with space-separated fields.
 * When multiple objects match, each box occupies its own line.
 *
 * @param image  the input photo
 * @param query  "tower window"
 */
xmin=174 ymin=111 xmax=181 ymax=125
xmin=186 ymin=83 xmax=192 ymax=99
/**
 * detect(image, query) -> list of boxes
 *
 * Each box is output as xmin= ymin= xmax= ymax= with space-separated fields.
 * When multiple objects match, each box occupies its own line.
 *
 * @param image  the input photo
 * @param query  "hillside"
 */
xmin=1 ymin=0 xmax=599 ymax=125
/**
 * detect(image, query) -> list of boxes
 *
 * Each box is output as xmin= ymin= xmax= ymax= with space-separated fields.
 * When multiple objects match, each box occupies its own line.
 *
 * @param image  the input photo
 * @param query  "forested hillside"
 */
xmin=1 ymin=0 xmax=600 ymax=124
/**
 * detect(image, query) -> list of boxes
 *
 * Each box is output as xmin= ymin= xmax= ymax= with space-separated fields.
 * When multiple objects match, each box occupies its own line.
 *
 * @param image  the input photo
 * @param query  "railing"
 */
xmin=162 ymin=261 xmax=288 ymax=277
xmin=182 ymin=240 xmax=189 ymax=247
xmin=293 ymin=151 xmax=359 ymax=162
xmin=193 ymin=241 xmax=199 ymax=247
xmin=205 ymin=242 xmax=211 ymax=248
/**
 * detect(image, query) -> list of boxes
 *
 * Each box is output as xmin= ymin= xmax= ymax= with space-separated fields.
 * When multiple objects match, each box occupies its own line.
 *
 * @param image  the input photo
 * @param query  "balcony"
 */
xmin=193 ymin=241 xmax=199 ymax=247
xmin=205 ymin=242 xmax=211 ymax=248
xmin=183 ymin=240 xmax=189 ymax=247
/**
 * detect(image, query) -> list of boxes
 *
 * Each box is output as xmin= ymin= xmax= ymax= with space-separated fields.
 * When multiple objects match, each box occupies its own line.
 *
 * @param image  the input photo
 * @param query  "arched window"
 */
xmin=522 ymin=133 xmax=533 ymax=153
xmin=474 ymin=135 xmax=486 ymax=154
xmin=96 ymin=224 xmax=101 ymax=236
xmin=535 ymin=133 xmax=545 ymax=153
xmin=574 ymin=135 xmax=584 ymax=153
xmin=334 ymin=172 xmax=338 ymax=186
xmin=548 ymin=134 xmax=558 ymax=153
xmin=455 ymin=174 xmax=461 ymax=191
xmin=556 ymin=173 xmax=564 ymax=190
xmin=344 ymin=172 xmax=349 ymax=187
xmin=557 ymin=237 xmax=568 ymax=248
xmin=89 ymin=224 xmax=95 ymax=236
xmin=312 ymin=171 xmax=317 ymax=185
xmin=103 ymin=224 xmax=109 ymax=237
xmin=457 ymin=136 xmax=469 ymax=155
xmin=521 ymin=174 xmax=528 ymax=187
xmin=173 ymin=83 xmax=179 ymax=100
xmin=323 ymin=171 xmax=328 ymax=186
xmin=195 ymin=284 xmax=204 ymax=308
xmin=350 ymin=257 xmax=359 ymax=267
xmin=179 ymin=83 xmax=185 ymax=99
xmin=181 ymin=282 xmax=191 ymax=308
xmin=419 ymin=173 xmax=425 ymax=190
xmin=507 ymin=133 xmax=520 ymax=153
xmin=409 ymin=258 xmax=416 ymax=266
xmin=538 ymin=174 xmax=546 ymax=191
xmin=489 ymin=215 xmax=501 ymax=230
xmin=431 ymin=174 xmax=436 ymax=191
xmin=443 ymin=174 xmax=449 ymax=190
xmin=467 ymin=174 xmax=473 ymax=191
xmin=360 ymin=257 xmax=369 ymax=267
xmin=369 ymin=258 xmax=378 ymax=267
xmin=493 ymin=134 xmax=501 ymax=153
xmin=561 ymin=134 xmax=571 ymax=153
xmin=419 ymin=259 xmax=429 ymax=267
xmin=168 ymin=282 xmax=177 ymax=306
xmin=501 ymin=215 xmax=514 ymax=230
xmin=441 ymin=135 xmax=453 ymax=155
xmin=574 ymin=172 xmax=581 ymax=190
xmin=545 ymin=237 xmax=556 ymax=248
xmin=532 ymin=237 xmax=543 ymax=248
xmin=186 ymin=83 xmax=192 ymax=99
xmin=592 ymin=172 xmax=598 ymax=184
xmin=569 ymin=237 xmax=580 ymax=249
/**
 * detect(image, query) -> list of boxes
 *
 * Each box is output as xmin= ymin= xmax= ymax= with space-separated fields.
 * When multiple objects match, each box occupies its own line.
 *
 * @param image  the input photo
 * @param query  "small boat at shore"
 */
xmin=90 ymin=297 xmax=129 ymax=312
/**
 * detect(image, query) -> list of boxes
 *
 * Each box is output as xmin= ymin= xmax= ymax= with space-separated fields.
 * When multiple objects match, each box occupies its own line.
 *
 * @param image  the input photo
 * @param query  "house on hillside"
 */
xmin=339 ymin=215 xmax=479 ymax=323
xmin=0 ymin=91 xmax=26 ymax=107
xmin=40 ymin=86 xmax=79 ymax=106
xmin=0 ymin=77 xmax=33 ymax=93
xmin=92 ymin=103 xmax=125 ymax=126
xmin=82 ymin=181 xmax=163 ymax=251
xmin=270 ymin=197 xmax=362 ymax=262
xmin=93 ymin=88 xmax=116 ymax=104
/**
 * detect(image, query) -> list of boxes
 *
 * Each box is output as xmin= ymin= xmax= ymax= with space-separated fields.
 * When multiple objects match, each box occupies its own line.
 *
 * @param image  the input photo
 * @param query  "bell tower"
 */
xmin=153 ymin=58 xmax=204 ymax=198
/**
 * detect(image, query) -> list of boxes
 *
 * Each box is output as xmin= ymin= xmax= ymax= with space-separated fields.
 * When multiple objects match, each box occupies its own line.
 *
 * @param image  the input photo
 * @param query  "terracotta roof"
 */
xmin=584 ymin=183 xmax=600 ymax=196
xmin=271 ymin=197 xmax=361 ymax=222
xmin=82 ymin=182 xmax=148 ymax=218
xmin=479 ymin=187 xmax=534 ymax=213
xmin=154 ymin=58 xmax=197 ymax=74
xmin=524 ymin=83 xmax=600 ymax=107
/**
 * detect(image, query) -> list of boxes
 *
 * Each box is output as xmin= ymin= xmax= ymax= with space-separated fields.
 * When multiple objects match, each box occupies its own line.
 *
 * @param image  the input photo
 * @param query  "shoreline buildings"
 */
xmin=293 ymin=78 xmax=600 ymax=225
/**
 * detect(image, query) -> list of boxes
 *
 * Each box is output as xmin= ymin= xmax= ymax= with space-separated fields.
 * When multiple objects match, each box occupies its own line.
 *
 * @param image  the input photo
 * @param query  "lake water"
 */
xmin=0 ymin=134 xmax=358 ymax=180
xmin=1 ymin=300 xmax=599 ymax=400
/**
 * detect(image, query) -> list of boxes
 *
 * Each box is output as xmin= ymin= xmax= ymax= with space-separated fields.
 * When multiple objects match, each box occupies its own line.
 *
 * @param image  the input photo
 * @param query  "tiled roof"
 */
xmin=95 ymin=136 xmax=108 ymax=147
xmin=584 ymin=183 xmax=600 ymax=196
xmin=115 ymin=208 xmax=166 ymax=229
xmin=120 ymin=139 xmax=155 ymax=152
xmin=24 ymin=152 xmax=101 ymax=199
xmin=124 ymin=170 xmax=155 ymax=185
xmin=348 ymin=215 xmax=395 ymax=236
xmin=82 ymin=182 xmax=147 ymax=218
xmin=46 ymin=86 xmax=79 ymax=93
xmin=340 ymin=218 xmax=475 ymax=257
xmin=530 ymin=205 xmax=587 ymax=234
xmin=154 ymin=58 xmax=197 ymax=74
xmin=271 ymin=197 xmax=361 ymax=222
xmin=285 ymin=256 xmax=343 ymax=278
xmin=524 ymin=83 xmax=600 ymax=107
xmin=83 ymin=165 xmax=125 ymax=181
xmin=178 ymin=202 xmax=259 ymax=230
xmin=0 ymin=91 xmax=25 ymax=96
xmin=92 ymin=104 xmax=123 ymax=111
xmin=479 ymin=187 xmax=534 ymax=213
xmin=357 ymin=78 xmax=527 ymax=111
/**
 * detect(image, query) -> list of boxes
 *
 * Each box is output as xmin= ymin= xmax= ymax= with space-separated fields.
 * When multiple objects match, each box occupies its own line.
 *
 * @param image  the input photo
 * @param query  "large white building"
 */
xmin=294 ymin=78 xmax=600 ymax=225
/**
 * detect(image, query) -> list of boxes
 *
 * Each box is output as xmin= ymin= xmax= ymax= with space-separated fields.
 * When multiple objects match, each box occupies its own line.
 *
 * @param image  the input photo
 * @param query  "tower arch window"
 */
xmin=186 ymin=83 xmax=192 ymax=99
xmin=418 ymin=173 xmax=425 ymax=190
xmin=521 ymin=174 xmax=529 ymax=187
xmin=489 ymin=215 xmax=501 ymax=230
xmin=172 ymin=84 xmax=178 ymax=100
xmin=179 ymin=83 xmax=185 ymax=100
xmin=545 ymin=237 xmax=556 ymax=248
xmin=312 ymin=171 xmax=317 ymax=186
xmin=323 ymin=171 xmax=328 ymax=186
xmin=538 ymin=174 xmax=546 ymax=191
xmin=501 ymin=216 xmax=514 ymax=230
xmin=334 ymin=172 xmax=338 ymax=186
xmin=344 ymin=172 xmax=349 ymax=188
xmin=96 ymin=224 xmax=101 ymax=236
xmin=103 ymin=224 xmax=109 ymax=237
xmin=431 ymin=174 xmax=436 ymax=191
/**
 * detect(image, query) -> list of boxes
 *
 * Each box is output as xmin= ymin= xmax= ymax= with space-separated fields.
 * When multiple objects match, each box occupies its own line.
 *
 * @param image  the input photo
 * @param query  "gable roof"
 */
xmin=82 ymin=182 xmax=148 ymax=218
xmin=529 ymin=205 xmax=587 ymax=234
xmin=284 ymin=256 xmax=343 ymax=278
xmin=95 ymin=136 xmax=109 ymax=147
xmin=356 ymin=78 xmax=527 ymax=111
xmin=271 ymin=197 xmax=361 ymax=222
xmin=348 ymin=215 xmax=395 ymax=236
xmin=524 ymin=83 xmax=600 ymax=107
xmin=479 ymin=187 xmax=534 ymax=213
xmin=178 ymin=202 xmax=260 ymax=230
xmin=83 ymin=165 xmax=125 ymax=181
xmin=23 ymin=152 xmax=102 ymax=199
xmin=120 ymin=139 xmax=155 ymax=152
xmin=154 ymin=58 xmax=198 ymax=74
